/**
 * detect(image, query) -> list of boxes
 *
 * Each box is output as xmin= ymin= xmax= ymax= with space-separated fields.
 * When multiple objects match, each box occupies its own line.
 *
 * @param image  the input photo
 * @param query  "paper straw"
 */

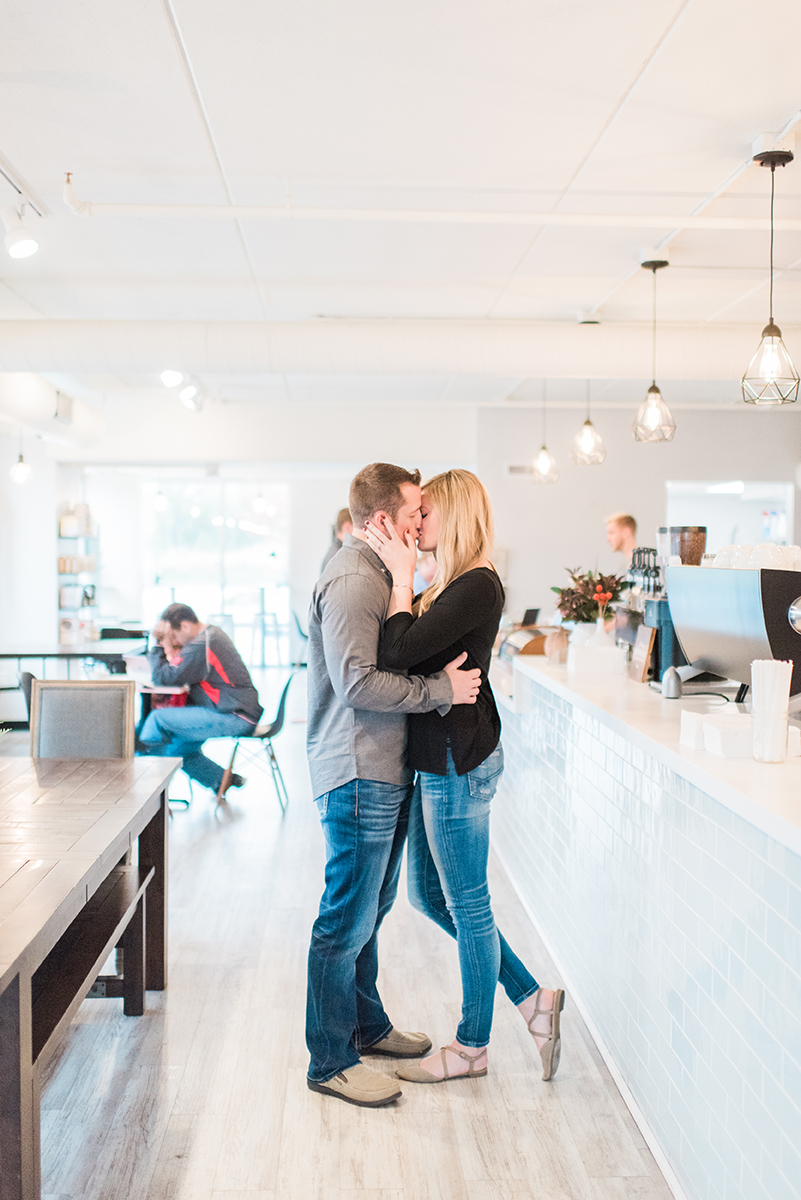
xmin=751 ymin=659 xmax=792 ymax=762
xmin=751 ymin=659 xmax=792 ymax=716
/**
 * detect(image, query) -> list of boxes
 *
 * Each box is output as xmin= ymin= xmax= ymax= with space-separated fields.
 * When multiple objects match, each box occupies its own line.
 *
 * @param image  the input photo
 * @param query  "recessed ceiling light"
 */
xmin=160 ymin=370 xmax=183 ymax=387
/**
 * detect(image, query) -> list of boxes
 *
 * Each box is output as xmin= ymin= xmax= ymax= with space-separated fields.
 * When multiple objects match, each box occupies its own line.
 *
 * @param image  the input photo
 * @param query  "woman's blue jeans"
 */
xmin=408 ymin=744 xmax=538 ymax=1048
xmin=306 ymin=778 xmax=413 ymax=1083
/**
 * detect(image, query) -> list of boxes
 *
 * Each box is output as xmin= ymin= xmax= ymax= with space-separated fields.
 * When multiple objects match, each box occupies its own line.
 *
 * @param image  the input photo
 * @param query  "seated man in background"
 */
xmin=139 ymin=602 xmax=263 ymax=797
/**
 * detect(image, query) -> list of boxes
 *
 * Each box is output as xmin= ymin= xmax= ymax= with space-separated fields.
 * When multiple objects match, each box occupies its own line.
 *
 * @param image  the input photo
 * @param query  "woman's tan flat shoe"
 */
xmin=527 ymin=988 xmax=566 ymax=1081
xmin=395 ymin=1045 xmax=488 ymax=1084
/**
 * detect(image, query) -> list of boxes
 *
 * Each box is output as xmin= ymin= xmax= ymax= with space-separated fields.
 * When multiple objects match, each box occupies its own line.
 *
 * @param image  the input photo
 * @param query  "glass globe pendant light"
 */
xmin=571 ymin=381 xmax=606 ymax=465
xmin=742 ymin=147 xmax=799 ymax=404
xmin=633 ymin=259 xmax=676 ymax=442
xmin=532 ymin=380 xmax=558 ymax=483
xmin=9 ymin=432 xmax=32 ymax=484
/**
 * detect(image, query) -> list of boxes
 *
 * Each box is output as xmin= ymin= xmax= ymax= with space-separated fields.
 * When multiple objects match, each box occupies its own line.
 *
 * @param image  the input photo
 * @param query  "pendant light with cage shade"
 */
xmin=633 ymin=259 xmax=676 ymax=442
xmin=571 ymin=381 xmax=606 ymax=465
xmin=741 ymin=146 xmax=799 ymax=404
xmin=532 ymin=380 xmax=558 ymax=483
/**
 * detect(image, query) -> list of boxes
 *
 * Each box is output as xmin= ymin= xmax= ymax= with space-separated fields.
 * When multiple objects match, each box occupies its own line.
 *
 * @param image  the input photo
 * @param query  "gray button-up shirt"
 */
xmin=306 ymin=534 xmax=453 ymax=798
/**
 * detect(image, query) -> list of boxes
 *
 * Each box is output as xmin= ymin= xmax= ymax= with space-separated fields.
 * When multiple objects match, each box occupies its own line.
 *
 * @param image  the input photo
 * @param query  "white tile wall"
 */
xmin=492 ymin=672 xmax=801 ymax=1200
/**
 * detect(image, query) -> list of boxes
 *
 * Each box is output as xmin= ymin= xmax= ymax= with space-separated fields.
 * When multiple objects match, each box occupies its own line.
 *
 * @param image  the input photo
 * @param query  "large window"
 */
xmin=141 ymin=480 xmax=289 ymax=658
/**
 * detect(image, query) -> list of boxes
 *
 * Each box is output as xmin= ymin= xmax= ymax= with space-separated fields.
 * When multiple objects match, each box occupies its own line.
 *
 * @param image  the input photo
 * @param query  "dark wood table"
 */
xmin=0 ymin=641 xmax=148 ymax=679
xmin=0 ymin=755 xmax=180 ymax=1200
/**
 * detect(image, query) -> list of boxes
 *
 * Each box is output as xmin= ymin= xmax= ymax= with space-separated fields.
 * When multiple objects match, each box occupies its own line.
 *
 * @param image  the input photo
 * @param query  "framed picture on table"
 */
xmin=629 ymin=625 xmax=656 ymax=683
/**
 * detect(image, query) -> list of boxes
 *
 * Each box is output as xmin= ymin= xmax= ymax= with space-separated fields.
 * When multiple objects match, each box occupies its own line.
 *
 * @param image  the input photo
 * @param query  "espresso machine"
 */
xmin=614 ymin=528 xmax=707 ymax=682
xmin=643 ymin=526 xmax=708 ymax=682
xmin=665 ymin=565 xmax=801 ymax=699
xmin=615 ymin=546 xmax=684 ymax=680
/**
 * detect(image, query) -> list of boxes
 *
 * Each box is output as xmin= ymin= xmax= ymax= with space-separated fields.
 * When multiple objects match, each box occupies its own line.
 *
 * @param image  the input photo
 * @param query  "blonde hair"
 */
xmin=606 ymin=511 xmax=637 ymax=535
xmin=416 ymin=469 xmax=495 ymax=615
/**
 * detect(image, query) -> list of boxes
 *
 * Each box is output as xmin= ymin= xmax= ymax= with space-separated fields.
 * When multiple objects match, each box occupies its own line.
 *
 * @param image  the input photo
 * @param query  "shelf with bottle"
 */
xmin=57 ymin=504 xmax=100 ymax=644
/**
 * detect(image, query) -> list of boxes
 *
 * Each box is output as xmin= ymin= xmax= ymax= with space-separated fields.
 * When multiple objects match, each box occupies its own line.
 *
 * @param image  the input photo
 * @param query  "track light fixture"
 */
xmin=741 ymin=143 xmax=799 ymax=404
xmin=180 ymin=384 xmax=203 ymax=412
xmin=633 ymin=258 xmax=676 ymax=442
xmin=160 ymin=370 xmax=184 ymax=387
xmin=2 ymin=206 xmax=38 ymax=259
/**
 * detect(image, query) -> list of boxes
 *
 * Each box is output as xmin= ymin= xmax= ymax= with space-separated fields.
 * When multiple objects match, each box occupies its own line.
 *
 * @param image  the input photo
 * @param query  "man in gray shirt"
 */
xmin=306 ymin=462 xmax=481 ymax=1108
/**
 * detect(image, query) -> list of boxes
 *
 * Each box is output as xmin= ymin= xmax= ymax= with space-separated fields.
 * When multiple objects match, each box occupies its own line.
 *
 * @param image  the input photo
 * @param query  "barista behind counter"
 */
xmin=606 ymin=512 xmax=637 ymax=568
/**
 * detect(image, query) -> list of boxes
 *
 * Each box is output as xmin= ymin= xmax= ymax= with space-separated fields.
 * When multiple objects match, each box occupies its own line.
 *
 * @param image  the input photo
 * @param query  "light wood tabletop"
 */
xmin=0 ymin=755 xmax=180 ymax=1200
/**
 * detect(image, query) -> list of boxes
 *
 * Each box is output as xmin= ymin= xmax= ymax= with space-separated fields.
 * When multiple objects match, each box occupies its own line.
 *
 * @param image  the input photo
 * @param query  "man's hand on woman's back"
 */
xmin=445 ymin=652 xmax=481 ymax=705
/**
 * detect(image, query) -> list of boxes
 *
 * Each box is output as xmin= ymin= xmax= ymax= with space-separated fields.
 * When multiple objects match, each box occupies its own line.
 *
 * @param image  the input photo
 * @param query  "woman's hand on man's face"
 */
xmin=364 ymin=518 xmax=418 ymax=584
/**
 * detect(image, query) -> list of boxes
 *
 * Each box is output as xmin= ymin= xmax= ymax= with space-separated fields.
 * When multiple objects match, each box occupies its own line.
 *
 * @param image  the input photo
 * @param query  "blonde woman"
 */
xmin=364 ymin=470 xmax=565 ymax=1084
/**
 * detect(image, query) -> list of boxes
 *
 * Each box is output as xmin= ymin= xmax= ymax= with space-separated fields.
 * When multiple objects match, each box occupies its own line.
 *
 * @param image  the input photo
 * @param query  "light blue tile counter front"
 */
xmin=490 ymin=659 xmax=801 ymax=1200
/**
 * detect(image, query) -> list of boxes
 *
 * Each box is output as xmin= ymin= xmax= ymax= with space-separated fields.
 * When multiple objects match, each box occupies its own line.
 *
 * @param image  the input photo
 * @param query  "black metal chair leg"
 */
xmin=216 ymin=741 xmax=241 ymax=804
xmin=265 ymin=738 xmax=289 ymax=812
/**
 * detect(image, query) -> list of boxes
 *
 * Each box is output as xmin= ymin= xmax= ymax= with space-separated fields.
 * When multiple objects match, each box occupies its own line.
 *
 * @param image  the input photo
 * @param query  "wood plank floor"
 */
xmin=28 ymin=671 xmax=675 ymax=1200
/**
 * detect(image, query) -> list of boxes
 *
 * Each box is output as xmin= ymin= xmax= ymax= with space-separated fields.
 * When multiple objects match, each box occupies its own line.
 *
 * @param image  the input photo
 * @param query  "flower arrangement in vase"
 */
xmin=553 ymin=569 xmax=628 ymax=674
xmin=551 ymin=568 xmax=625 ymax=628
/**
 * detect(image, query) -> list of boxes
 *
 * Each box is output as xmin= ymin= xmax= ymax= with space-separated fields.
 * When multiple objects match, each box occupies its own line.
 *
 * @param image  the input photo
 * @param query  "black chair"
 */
xmin=18 ymin=671 xmax=35 ymax=721
xmin=291 ymin=610 xmax=309 ymax=667
xmin=216 ymin=674 xmax=295 ymax=811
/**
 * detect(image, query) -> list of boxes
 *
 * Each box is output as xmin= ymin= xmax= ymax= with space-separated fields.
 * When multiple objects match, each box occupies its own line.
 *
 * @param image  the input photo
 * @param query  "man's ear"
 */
xmin=372 ymin=510 xmax=389 ymax=531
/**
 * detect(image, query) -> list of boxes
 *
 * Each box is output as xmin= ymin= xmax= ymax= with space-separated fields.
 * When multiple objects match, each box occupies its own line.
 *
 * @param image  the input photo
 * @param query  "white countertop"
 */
xmin=507 ymin=657 xmax=801 ymax=856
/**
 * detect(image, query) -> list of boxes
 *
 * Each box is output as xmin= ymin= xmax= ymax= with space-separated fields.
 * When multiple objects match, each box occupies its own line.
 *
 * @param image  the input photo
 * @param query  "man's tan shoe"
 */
xmin=306 ymin=1062 xmax=402 ymax=1107
xmin=361 ymin=1028 xmax=433 ymax=1058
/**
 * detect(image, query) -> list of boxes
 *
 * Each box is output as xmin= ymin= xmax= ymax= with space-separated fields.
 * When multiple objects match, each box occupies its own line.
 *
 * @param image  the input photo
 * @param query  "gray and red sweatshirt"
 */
xmin=148 ymin=625 xmax=263 ymax=725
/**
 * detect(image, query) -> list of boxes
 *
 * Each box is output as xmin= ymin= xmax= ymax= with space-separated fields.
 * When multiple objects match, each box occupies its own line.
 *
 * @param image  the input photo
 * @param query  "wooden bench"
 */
xmin=0 ymin=756 xmax=180 ymax=1200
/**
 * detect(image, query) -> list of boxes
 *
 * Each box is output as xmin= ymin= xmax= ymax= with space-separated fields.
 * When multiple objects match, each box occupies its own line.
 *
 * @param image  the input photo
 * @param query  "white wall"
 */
xmin=0 ymin=435 xmax=57 ymax=720
xmin=289 ymin=474 xmax=354 ymax=623
xmin=53 ymin=399 xmax=478 ymax=466
xmin=82 ymin=473 xmax=146 ymax=623
xmin=477 ymin=405 xmax=801 ymax=620
xmin=53 ymin=398 xmax=478 ymax=628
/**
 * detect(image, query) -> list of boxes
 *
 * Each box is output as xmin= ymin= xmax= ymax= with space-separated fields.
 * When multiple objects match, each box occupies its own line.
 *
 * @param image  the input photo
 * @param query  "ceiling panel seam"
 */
xmin=590 ymin=111 xmax=801 ymax=324
xmin=706 ymin=250 xmax=801 ymax=324
xmin=486 ymin=0 xmax=696 ymax=319
xmin=161 ymin=0 xmax=269 ymax=319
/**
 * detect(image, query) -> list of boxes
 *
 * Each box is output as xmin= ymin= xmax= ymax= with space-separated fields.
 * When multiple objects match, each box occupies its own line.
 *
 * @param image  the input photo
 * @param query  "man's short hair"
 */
xmin=606 ymin=512 xmax=637 ymax=535
xmin=349 ymin=463 xmax=422 ymax=528
xmin=160 ymin=602 xmax=200 ymax=629
xmin=334 ymin=507 xmax=352 ymax=534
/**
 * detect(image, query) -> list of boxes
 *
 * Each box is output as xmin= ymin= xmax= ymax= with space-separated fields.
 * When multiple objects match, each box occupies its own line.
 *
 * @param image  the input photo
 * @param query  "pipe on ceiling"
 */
xmin=63 ymin=201 xmax=801 ymax=232
xmin=0 ymin=319 xmax=773 ymax=381
xmin=0 ymin=373 xmax=105 ymax=444
xmin=60 ymin=175 xmax=800 ymax=231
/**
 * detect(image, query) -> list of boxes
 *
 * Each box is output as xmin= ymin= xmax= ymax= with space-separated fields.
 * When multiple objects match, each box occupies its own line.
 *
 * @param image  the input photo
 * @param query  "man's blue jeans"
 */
xmin=407 ymin=744 xmax=538 ymax=1048
xmin=306 ymin=778 xmax=412 ymax=1083
xmin=139 ymin=706 xmax=253 ymax=792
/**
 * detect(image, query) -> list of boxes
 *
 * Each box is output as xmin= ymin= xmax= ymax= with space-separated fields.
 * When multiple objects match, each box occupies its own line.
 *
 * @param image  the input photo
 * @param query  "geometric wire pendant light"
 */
xmin=571 ymin=380 xmax=606 ymax=465
xmin=741 ymin=146 xmax=799 ymax=405
xmin=633 ymin=258 xmax=677 ymax=441
xmin=532 ymin=379 xmax=558 ymax=483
